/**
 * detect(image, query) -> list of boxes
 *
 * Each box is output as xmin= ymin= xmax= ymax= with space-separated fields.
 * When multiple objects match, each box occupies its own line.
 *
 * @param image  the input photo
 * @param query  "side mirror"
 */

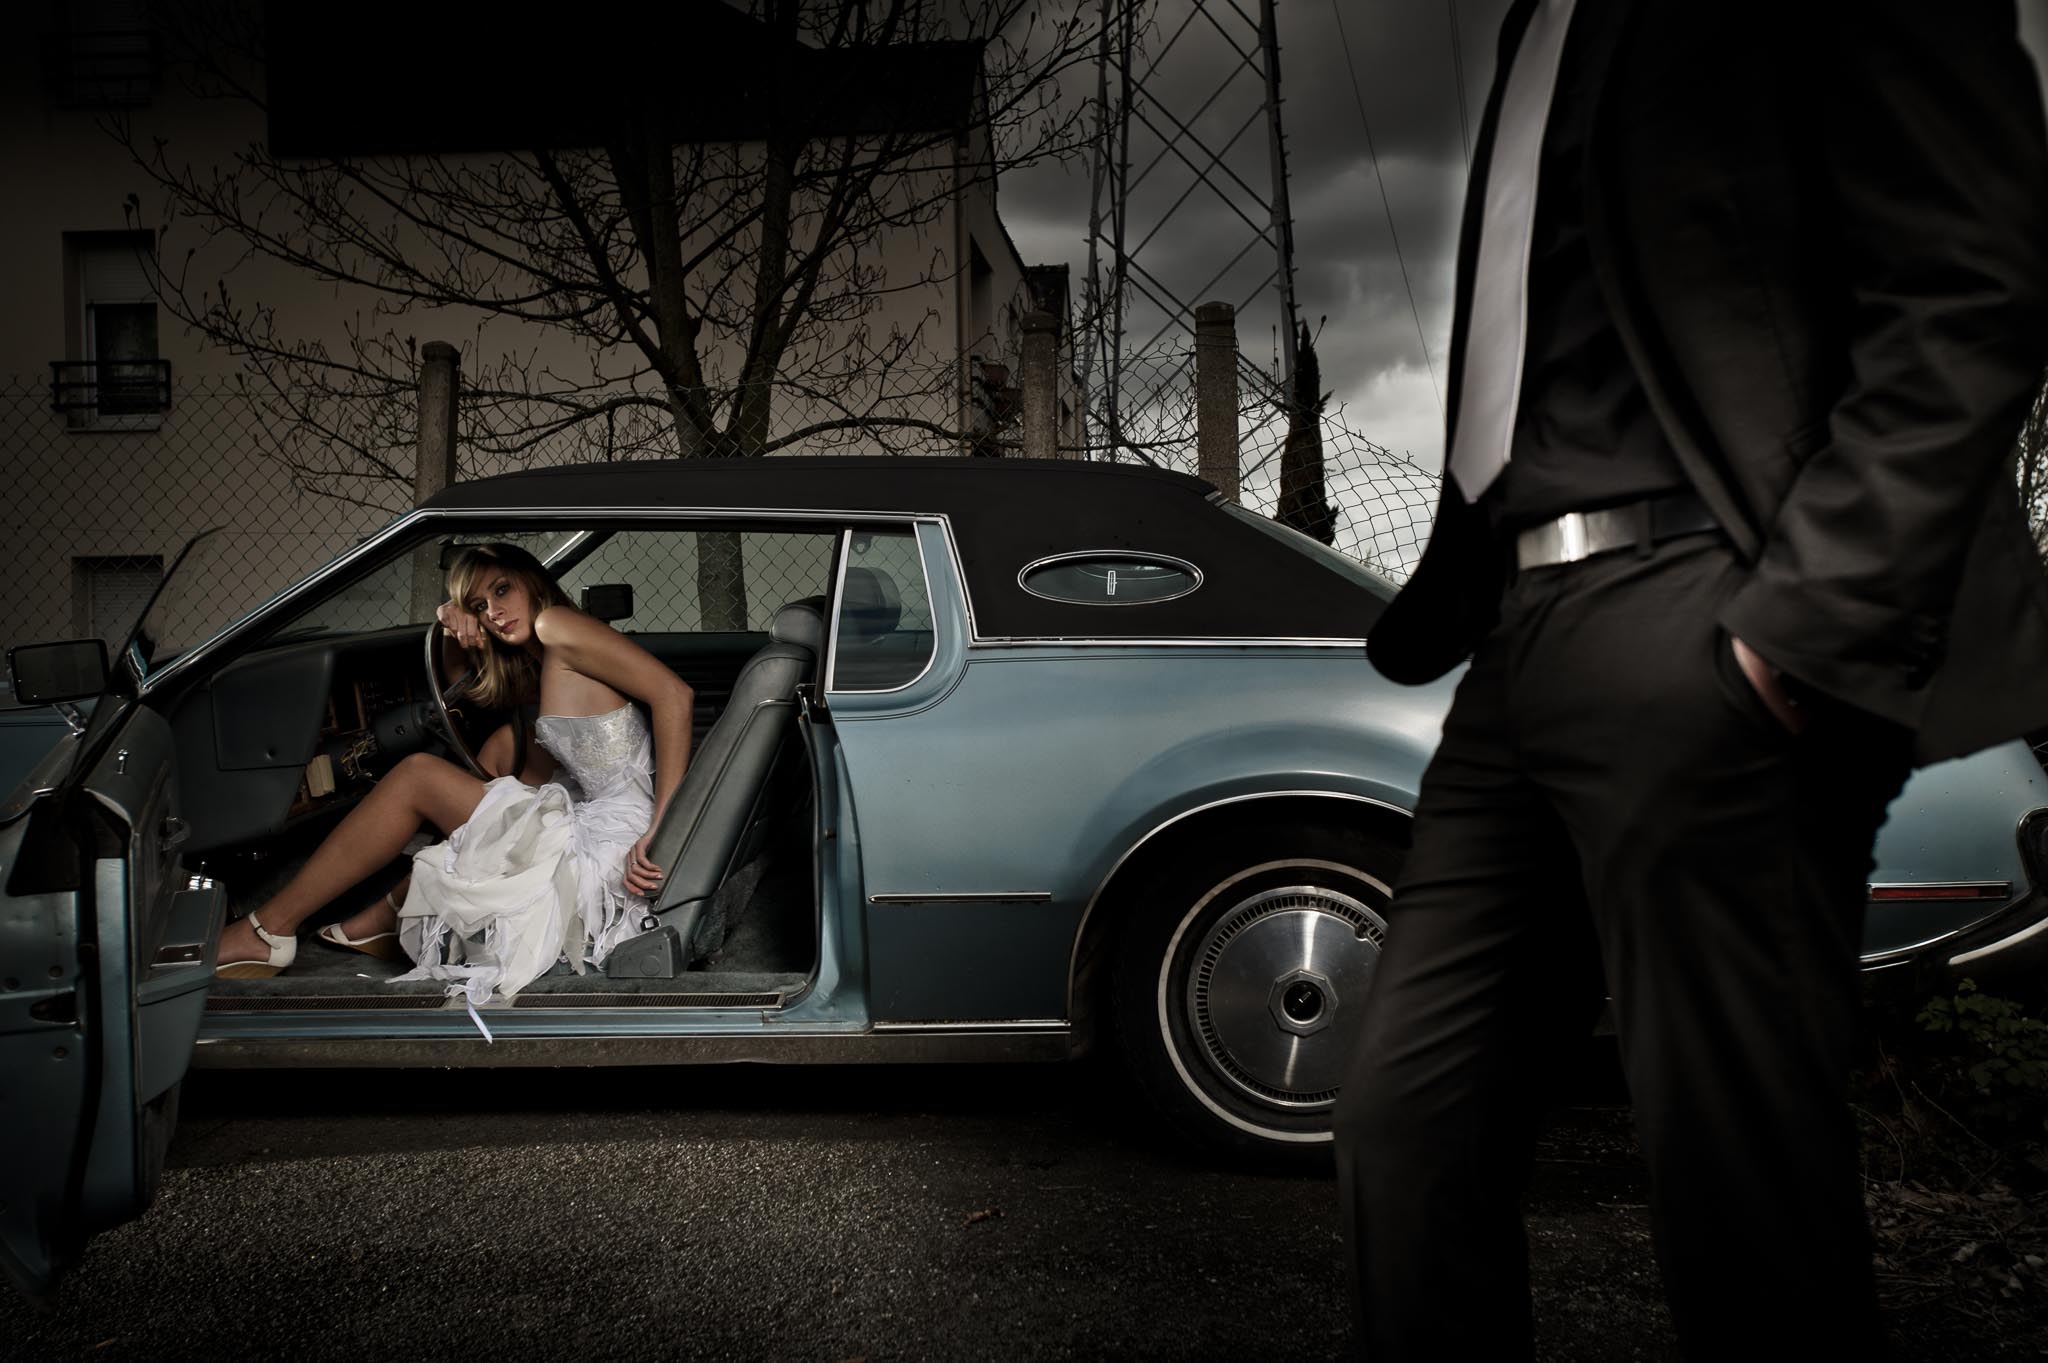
xmin=8 ymin=639 xmax=110 ymax=705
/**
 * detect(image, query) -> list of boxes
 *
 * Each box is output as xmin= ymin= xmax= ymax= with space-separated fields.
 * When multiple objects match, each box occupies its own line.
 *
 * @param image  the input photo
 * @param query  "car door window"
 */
xmin=551 ymin=530 xmax=836 ymax=632
xmin=271 ymin=531 xmax=578 ymax=641
xmin=830 ymin=527 xmax=935 ymax=692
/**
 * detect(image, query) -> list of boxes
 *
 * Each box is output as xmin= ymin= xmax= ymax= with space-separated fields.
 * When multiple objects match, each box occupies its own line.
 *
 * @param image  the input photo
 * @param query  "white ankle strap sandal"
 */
xmin=314 ymin=894 xmax=408 ymax=963
xmin=214 ymin=909 xmax=297 ymax=978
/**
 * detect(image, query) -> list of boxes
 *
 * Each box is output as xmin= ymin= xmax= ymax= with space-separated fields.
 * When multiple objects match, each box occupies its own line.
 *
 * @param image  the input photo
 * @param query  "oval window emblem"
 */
xmin=1018 ymin=552 xmax=1202 ymax=605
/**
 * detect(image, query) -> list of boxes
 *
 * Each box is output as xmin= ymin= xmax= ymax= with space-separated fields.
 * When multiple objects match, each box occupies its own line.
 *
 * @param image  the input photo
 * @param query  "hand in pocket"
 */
xmin=1729 ymin=634 xmax=1807 ymax=736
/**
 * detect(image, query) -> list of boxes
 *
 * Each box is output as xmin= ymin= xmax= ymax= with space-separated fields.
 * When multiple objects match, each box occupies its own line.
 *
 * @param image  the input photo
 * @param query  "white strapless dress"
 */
xmin=392 ymin=703 xmax=656 ymax=1004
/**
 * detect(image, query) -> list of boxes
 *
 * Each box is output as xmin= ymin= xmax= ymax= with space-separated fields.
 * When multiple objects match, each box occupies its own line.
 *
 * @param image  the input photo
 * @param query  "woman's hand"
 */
xmin=436 ymin=598 xmax=486 ymax=651
xmin=623 ymin=830 xmax=664 ymax=899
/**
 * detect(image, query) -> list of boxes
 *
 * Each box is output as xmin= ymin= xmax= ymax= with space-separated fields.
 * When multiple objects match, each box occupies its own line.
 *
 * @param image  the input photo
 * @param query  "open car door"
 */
xmin=0 ymin=687 xmax=219 ymax=1297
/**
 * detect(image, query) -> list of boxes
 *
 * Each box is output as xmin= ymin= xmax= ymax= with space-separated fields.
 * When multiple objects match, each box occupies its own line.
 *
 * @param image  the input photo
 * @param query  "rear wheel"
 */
xmin=1111 ymin=820 xmax=1401 ymax=1165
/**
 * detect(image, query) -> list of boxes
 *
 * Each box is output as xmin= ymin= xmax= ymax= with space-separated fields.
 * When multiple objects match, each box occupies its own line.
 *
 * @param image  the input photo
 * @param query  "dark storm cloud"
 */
xmin=1004 ymin=1 xmax=2048 ymax=467
xmin=1003 ymin=0 xmax=1510 ymax=464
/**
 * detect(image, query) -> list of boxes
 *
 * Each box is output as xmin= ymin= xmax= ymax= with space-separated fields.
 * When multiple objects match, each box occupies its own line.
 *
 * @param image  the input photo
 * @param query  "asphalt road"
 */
xmin=1 ymin=1051 xmax=1687 ymax=1363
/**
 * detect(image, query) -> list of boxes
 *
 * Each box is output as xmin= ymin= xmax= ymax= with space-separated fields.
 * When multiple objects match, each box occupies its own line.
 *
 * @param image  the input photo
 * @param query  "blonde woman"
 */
xmin=214 ymin=543 xmax=694 ymax=1000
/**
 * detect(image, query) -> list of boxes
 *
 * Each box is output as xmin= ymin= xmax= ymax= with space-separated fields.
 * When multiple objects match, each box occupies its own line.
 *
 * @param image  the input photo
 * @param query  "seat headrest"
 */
xmin=841 ymin=566 xmax=903 ymax=637
xmin=768 ymin=601 xmax=824 ymax=652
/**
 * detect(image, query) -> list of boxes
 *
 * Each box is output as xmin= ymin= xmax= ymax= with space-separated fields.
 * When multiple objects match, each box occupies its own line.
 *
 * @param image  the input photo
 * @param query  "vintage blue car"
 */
xmin=4 ymin=459 xmax=2044 ymax=1294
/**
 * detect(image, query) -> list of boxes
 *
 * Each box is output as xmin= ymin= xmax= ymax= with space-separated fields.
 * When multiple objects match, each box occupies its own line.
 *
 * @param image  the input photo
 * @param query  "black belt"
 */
xmin=1513 ymin=491 xmax=1721 ymax=570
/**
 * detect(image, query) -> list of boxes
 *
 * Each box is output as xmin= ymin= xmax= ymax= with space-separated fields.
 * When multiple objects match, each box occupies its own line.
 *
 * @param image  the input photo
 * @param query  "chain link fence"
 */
xmin=0 ymin=352 xmax=1439 ymax=667
xmin=1075 ymin=345 xmax=1439 ymax=579
xmin=0 ymin=379 xmax=401 ymax=670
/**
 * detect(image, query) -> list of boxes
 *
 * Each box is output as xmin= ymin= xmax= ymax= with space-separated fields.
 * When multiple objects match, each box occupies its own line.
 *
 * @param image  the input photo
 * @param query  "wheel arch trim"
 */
xmin=1065 ymin=788 xmax=1413 ymax=1019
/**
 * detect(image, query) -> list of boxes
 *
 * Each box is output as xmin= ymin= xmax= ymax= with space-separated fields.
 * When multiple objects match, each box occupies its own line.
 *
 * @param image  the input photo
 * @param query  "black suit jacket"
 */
xmin=1368 ymin=0 xmax=2048 ymax=764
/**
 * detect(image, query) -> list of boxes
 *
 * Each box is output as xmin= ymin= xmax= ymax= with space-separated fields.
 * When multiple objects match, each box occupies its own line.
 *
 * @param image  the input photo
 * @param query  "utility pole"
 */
xmin=1079 ymin=0 xmax=1305 ymax=463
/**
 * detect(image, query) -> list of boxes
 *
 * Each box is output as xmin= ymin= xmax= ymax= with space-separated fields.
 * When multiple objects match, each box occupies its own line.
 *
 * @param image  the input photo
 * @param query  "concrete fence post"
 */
xmin=414 ymin=341 xmax=460 ymax=504
xmin=1020 ymin=310 xmax=1061 ymax=459
xmin=1195 ymin=301 xmax=1239 ymax=503
xmin=411 ymin=341 xmax=461 ymax=620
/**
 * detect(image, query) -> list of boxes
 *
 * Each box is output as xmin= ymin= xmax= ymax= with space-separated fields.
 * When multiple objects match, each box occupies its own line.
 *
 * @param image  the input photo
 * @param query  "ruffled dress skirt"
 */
xmin=391 ymin=705 xmax=656 ymax=1005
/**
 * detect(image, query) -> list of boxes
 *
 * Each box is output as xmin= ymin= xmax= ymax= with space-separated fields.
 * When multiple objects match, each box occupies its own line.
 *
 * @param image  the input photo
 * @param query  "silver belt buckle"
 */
xmin=1516 ymin=508 xmax=1626 ymax=570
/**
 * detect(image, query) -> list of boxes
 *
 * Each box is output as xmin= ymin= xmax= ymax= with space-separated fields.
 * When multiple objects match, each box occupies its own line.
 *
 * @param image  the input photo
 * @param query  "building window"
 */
xmin=72 ymin=555 xmax=163 ymax=651
xmin=56 ymin=231 xmax=168 ymax=429
xmin=42 ymin=0 xmax=159 ymax=108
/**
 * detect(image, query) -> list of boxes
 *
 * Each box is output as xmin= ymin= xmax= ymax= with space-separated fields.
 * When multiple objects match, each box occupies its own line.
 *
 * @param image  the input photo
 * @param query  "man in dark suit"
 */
xmin=1332 ymin=1 xmax=2048 ymax=1356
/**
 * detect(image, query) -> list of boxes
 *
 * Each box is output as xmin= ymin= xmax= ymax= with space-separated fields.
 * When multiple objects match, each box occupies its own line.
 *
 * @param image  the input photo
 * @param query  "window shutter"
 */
xmin=77 ymin=557 xmax=163 ymax=647
xmin=81 ymin=237 xmax=153 ymax=304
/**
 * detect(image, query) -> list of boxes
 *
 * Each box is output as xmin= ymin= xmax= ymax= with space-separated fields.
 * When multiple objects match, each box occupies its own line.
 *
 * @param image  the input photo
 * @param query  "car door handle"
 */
xmin=159 ymin=814 xmax=191 ymax=848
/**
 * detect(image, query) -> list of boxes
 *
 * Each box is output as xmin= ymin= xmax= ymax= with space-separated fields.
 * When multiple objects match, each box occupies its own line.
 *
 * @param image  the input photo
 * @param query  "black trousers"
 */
xmin=1333 ymin=535 xmax=1914 ymax=1359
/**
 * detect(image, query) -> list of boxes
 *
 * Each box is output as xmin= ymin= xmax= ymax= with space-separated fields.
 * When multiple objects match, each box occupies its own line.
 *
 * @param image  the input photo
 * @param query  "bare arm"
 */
xmin=432 ymin=599 xmax=487 ymax=690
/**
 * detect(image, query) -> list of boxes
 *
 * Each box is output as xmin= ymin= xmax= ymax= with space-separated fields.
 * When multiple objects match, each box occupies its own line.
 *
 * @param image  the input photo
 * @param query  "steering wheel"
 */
xmin=422 ymin=621 xmax=490 ymax=778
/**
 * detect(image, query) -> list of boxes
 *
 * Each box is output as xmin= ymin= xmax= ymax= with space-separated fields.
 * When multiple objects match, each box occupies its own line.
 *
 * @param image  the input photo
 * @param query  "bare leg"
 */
xmin=217 ymin=752 xmax=488 ymax=966
xmin=331 ymin=875 xmax=408 ymax=941
xmin=327 ymin=724 xmax=525 ymax=942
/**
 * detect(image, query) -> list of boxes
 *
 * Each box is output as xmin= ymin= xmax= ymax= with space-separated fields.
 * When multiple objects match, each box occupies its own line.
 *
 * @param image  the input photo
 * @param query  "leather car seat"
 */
xmin=606 ymin=600 xmax=822 ymax=976
xmin=840 ymin=565 xmax=902 ymax=641
xmin=832 ymin=566 xmax=913 ymax=691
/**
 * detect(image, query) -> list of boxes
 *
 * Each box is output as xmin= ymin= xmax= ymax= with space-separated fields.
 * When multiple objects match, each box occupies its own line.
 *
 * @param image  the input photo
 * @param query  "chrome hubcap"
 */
xmin=1184 ymin=885 xmax=1386 ymax=1108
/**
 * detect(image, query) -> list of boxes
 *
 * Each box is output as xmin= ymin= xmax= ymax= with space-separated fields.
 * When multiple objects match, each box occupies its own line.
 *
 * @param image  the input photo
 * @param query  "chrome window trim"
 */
xmin=931 ymin=513 xmax=983 ymax=641
xmin=422 ymin=505 xmax=937 ymax=522
xmin=1065 ymin=789 xmax=1414 ymax=1017
xmin=823 ymin=528 xmax=854 ymax=696
xmin=1016 ymin=549 xmax=1204 ymax=607
xmin=537 ymin=528 xmax=597 ymax=570
xmin=142 ymin=500 xmax=1368 ymax=697
xmin=138 ymin=505 xmax=931 ymax=696
xmin=825 ymin=519 xmax=942 ymax=697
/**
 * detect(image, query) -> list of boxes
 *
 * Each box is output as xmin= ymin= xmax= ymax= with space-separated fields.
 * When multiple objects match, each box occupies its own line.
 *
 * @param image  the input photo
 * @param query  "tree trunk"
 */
xmin=1275 ymin=323 xmax=1335 ymax=545
xmin=694 ymin=2 xmax=806 ymax=633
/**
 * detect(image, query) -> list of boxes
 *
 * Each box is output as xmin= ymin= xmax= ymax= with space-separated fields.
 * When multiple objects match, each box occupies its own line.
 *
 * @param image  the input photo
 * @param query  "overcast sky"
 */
xmin=1001 ymin=1 xmax=2048 ymax=472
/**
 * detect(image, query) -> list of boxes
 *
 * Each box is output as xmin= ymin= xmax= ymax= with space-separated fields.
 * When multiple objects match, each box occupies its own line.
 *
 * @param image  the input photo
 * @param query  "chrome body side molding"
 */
xmin=190 ymin=1022 xmax=1075 ymax=1069
xmin=868 ymin=892 xmax=1055 ymax=905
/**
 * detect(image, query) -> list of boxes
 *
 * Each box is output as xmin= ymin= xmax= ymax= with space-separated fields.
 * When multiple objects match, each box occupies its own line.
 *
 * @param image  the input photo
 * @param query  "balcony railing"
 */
xmin=50 ymin=359 xmax=173 ymax=420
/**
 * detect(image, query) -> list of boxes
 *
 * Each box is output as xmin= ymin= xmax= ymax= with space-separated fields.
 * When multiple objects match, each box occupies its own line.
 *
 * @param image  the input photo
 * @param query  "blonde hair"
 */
xmin=444 ymin=542 xmax=573 ymax=709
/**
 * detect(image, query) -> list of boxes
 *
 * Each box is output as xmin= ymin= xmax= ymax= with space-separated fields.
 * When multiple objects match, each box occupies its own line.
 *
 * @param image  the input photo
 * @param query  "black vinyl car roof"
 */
xmin=424 ymin=457 xmax=1384 ymax=640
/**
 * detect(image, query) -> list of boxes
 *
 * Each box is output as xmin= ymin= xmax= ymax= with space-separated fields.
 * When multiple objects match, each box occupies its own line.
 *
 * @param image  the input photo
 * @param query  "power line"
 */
xmin=1329 ymin=0 xmax=1444 ymax=417
xmin=1447 ymin=0 xmax=1472 ymax=168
